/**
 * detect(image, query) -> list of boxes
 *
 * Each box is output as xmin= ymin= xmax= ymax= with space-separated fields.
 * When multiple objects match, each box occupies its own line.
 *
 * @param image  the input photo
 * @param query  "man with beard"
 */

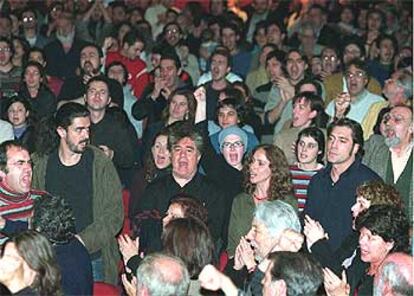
xmin=32 ymin=102 xmax=123 ymax=285
xmin=0 ymin=141 xmax=46 ymax=245
xmin=44 ymin=12 xmax=88 ymax=80
xmin=363 ymin=105 xmax=413 ymax=219
xmin=58 ymin=42 xmax=104 ymax=102
xmin=304 ymin=119 xmax=380 ymax=251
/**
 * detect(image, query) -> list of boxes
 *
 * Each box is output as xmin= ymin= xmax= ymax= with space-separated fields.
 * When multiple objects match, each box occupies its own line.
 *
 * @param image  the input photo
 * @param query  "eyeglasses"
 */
xmin=383 ymin=113 xmax=407 ymax=125
xmin=22 ymin=16 xmax=35 ymax=23
xmin=322 ymin=55 xmax=337 ymax=62
xmin=345 ymin=71 xmax=366 ymax=80
xmin=0 ymin=47 xmax=11 ymax=52
xmin=222 ymin=141 xmax=244 ymax=149
xmin=166 ymin=28 xmax=179 ymax=35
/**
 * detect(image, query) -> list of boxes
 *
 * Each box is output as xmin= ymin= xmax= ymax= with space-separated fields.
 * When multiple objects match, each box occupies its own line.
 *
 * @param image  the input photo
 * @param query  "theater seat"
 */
xmin=93 ymin=282 xmax=120 ymax=296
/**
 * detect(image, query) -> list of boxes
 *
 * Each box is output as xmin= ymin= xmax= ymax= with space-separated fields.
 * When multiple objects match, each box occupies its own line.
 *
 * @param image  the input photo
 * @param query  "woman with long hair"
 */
xmin=18 ymin=61 xmax=57 ymax=121
xmin=0 ymin=231 xmax=62 ymax=295
xmin=227 ymin=144 xmax=297 ymax=257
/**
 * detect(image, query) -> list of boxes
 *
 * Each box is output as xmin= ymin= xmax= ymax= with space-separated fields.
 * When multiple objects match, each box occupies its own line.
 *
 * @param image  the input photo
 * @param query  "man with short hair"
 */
xmin=0 ymin=37 xmax=21 ymax=98
xmin=265 ymin=49 xmax=308 ymax=137
xmin=132 ymin=51 xmax=191 ymax=125
xmin=325 ymin=59 xmax=384 ymax=124
xmin=84 ymin=76 xmax=135 ymax=172
xmin=304 ymin=119 xmax=380 ymax=251
xmin=199 ymin=200 xmax=304 ymax=295
xmin=323 ymin=38 xmax=382 ymax=104
xmin=20 ymin=7 xmax=49 ymax=49
xmin=136 ymin=253 xmax=190 ymax=296
xmin=0 ymin=141 xmax=45 ymax=245
xmin=362 ymin=70 xmax=412 ymax=139
xmin=203 ymin=48 xmax=232 ymax=120
xmin=105 ymin=30 xmax=149 ymax=98
xmin=44 ymin=12 xmax=88 ymax=80
xmin=32 ymin=102 xmax=123 ymax=284
xmin=374 ymin=252 xmax=413 ymax=296
xmin=319 ymin=46 xmax=341 ymax=80
xmin=363 ymin=105 xmax=413 ymax=219
xmin=265 ymin=19 xmax=286 ymax=50
xmin=262 ymin=252 xmax=323 ymax=296
xmin=274 ymin=92 xmax=326 ymax=164
xmin=220 ymin=22 xmax=251 ymax=79
xmin=138 ymin=122 xmax=227 ymax=251
xmin=58 ymin=42 xmax=104 ymax=102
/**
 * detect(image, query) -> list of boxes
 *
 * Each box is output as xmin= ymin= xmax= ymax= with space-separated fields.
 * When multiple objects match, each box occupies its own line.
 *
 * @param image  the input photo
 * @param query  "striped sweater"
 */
xmin=289 ymin=165 xmax=323 ymax=212
xmin=0 ymin=182 xmax=45 ymax=244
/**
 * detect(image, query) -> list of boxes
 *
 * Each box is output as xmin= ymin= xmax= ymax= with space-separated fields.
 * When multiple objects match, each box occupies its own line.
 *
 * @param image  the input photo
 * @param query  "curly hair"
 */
xmin=162 ymin=217 xmax=214 ymax=278
xmin=32 ymin=194 xmax=76 ymax=244
xmin=356 ymin=181 xmax=402 ymax=208
xmin=356 ymin=205 xmax=410 ymax=253
xmin=244 ymin=144 xmax=293 ymax=200
xmin=7 ymin=231 xmax=62 ymax=296
xmin=169 ymin=194 xmax=208 ymax=226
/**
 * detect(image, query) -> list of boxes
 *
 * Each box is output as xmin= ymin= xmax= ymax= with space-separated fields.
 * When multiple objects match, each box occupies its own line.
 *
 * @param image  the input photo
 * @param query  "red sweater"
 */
xmin=106 ymin=51 xmax=150 ymax=99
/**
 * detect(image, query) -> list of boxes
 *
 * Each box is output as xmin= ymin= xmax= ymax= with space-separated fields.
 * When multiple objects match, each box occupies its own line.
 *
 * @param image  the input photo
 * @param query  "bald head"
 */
xmin=374 ymin=252 xmax=413 ymax=296
xmin=136 ymin=253 xmax=190 ymax=296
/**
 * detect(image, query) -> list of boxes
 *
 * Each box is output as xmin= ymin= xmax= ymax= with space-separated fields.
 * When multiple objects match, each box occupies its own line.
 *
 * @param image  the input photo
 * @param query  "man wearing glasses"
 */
xmin=0 ymin=141 xmax=45 ymax=245
xmin=363 ymin=105 xmax=413 ymax=220
xmin=0 ymin=37 xmax=21 ymax=98
xmin=20 ymin=8 xmax=49 ymax=49
xmin=325 ymin=59 xmax=384 ymax=124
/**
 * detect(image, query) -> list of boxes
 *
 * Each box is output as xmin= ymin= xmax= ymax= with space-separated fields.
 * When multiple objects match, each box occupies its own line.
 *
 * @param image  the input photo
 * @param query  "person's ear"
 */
xmin=274 ymin=279 xmax=288 ymax=296
xmin=352 ymin=143 xmax=360 ymax=156
xmin=56 ymin=126 xmax=67 ymax=139
xmin=309 ymin=110 xmax=317 ymax=119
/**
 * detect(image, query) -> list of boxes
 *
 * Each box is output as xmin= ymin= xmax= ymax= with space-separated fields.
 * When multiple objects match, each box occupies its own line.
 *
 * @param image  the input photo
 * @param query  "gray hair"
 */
xmin=374 ymin=257 xmax=413 ymax=296
xmin=397 ymin=70 xmax=413 ymax=99
xmin=136 ymin=253 xmax=190 ymax=296
xmin=253 ymin=200 xmax=301 ymax=238
xmin=168 ymin=122 xmax=204 ymax=155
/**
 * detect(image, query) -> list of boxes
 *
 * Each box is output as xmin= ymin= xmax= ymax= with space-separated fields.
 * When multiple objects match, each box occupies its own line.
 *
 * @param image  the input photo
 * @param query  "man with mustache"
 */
xmin=0 ymin=141 xmax=46 ymax=245
xmin=32 ymin=102 xmax=123 ymax=285
xmin=363 ymin=105 xmax=413 ymax=219
xmin=58 ymin=42 xmax=104 ymax=102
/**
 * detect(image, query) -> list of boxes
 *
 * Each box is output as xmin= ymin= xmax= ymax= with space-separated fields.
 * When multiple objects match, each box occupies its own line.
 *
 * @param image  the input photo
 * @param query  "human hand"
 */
xmin=152 ymin=77 xmax=167 ymax=98
xmin=276 ymin=229 xmax=304 ymax=252
xmin=118 ymin=234 xmax=139 ymax=264
xmin=99 ymin=145 xmax=114 ymax=159
xmin=194 ymin=86 xmax=206 ymax=104
xmin=324 ymin=268 xmax=350 ymax=296
xmin=334 ymin=92 xmax=351 ymax=119
xmin=304 ymin=215 xmax=328 ymax=248
xmin=122 ymin=273 xmax=137 ymax=296
xmin=234 ymin=236 xmax=255 ymax=271
xmin=103 ymin=36 xmax=116 ymax=52
xmin=198 ymin=264 xmax=225 ymax=291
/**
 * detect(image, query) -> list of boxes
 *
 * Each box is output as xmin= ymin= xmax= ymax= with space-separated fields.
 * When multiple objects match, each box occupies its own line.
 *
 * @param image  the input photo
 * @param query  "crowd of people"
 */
xmin=0 ymin=0 xmax=412 ymax=295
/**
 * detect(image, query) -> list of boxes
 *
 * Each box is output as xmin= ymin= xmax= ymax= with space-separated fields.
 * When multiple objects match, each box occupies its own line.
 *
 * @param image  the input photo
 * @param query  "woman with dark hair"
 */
xmin=162 ymin=217 xmax=214 ymax=295
xmin=4 ymin=96 xmax=36 ymax=153
xmin=11 ymin=37 xmax=30 ymax=69
xmin=305 ymin=181 xmax=403 ymax=276
xmin=18 ymin=61 xmax=57 ymax=121
xmin=31 ymin=195 xmax=93 ymax=296
xmin=209 ymin=97 xmax=259 ymax=154
xmin=0 ymin=230 xmax=62 ymax=295
xmin=324 ymin=205 xmax=410 ymax=296
xmin=129 ymin=127 xmax=172 ymax=219
xmin=289 ymin=127 xmax=325 ymax=211
xmin=163 ymin=196 xmax=209 ymax=228
xmin=227 ymin=144 xmax=297 ymax=257
xmin=142 ymin=89 xmax=197 ymax=157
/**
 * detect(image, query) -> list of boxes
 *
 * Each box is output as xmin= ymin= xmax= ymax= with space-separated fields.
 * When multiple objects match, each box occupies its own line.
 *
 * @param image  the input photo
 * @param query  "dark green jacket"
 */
xmin=32 ymin=146 xmax=124 ymax=284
